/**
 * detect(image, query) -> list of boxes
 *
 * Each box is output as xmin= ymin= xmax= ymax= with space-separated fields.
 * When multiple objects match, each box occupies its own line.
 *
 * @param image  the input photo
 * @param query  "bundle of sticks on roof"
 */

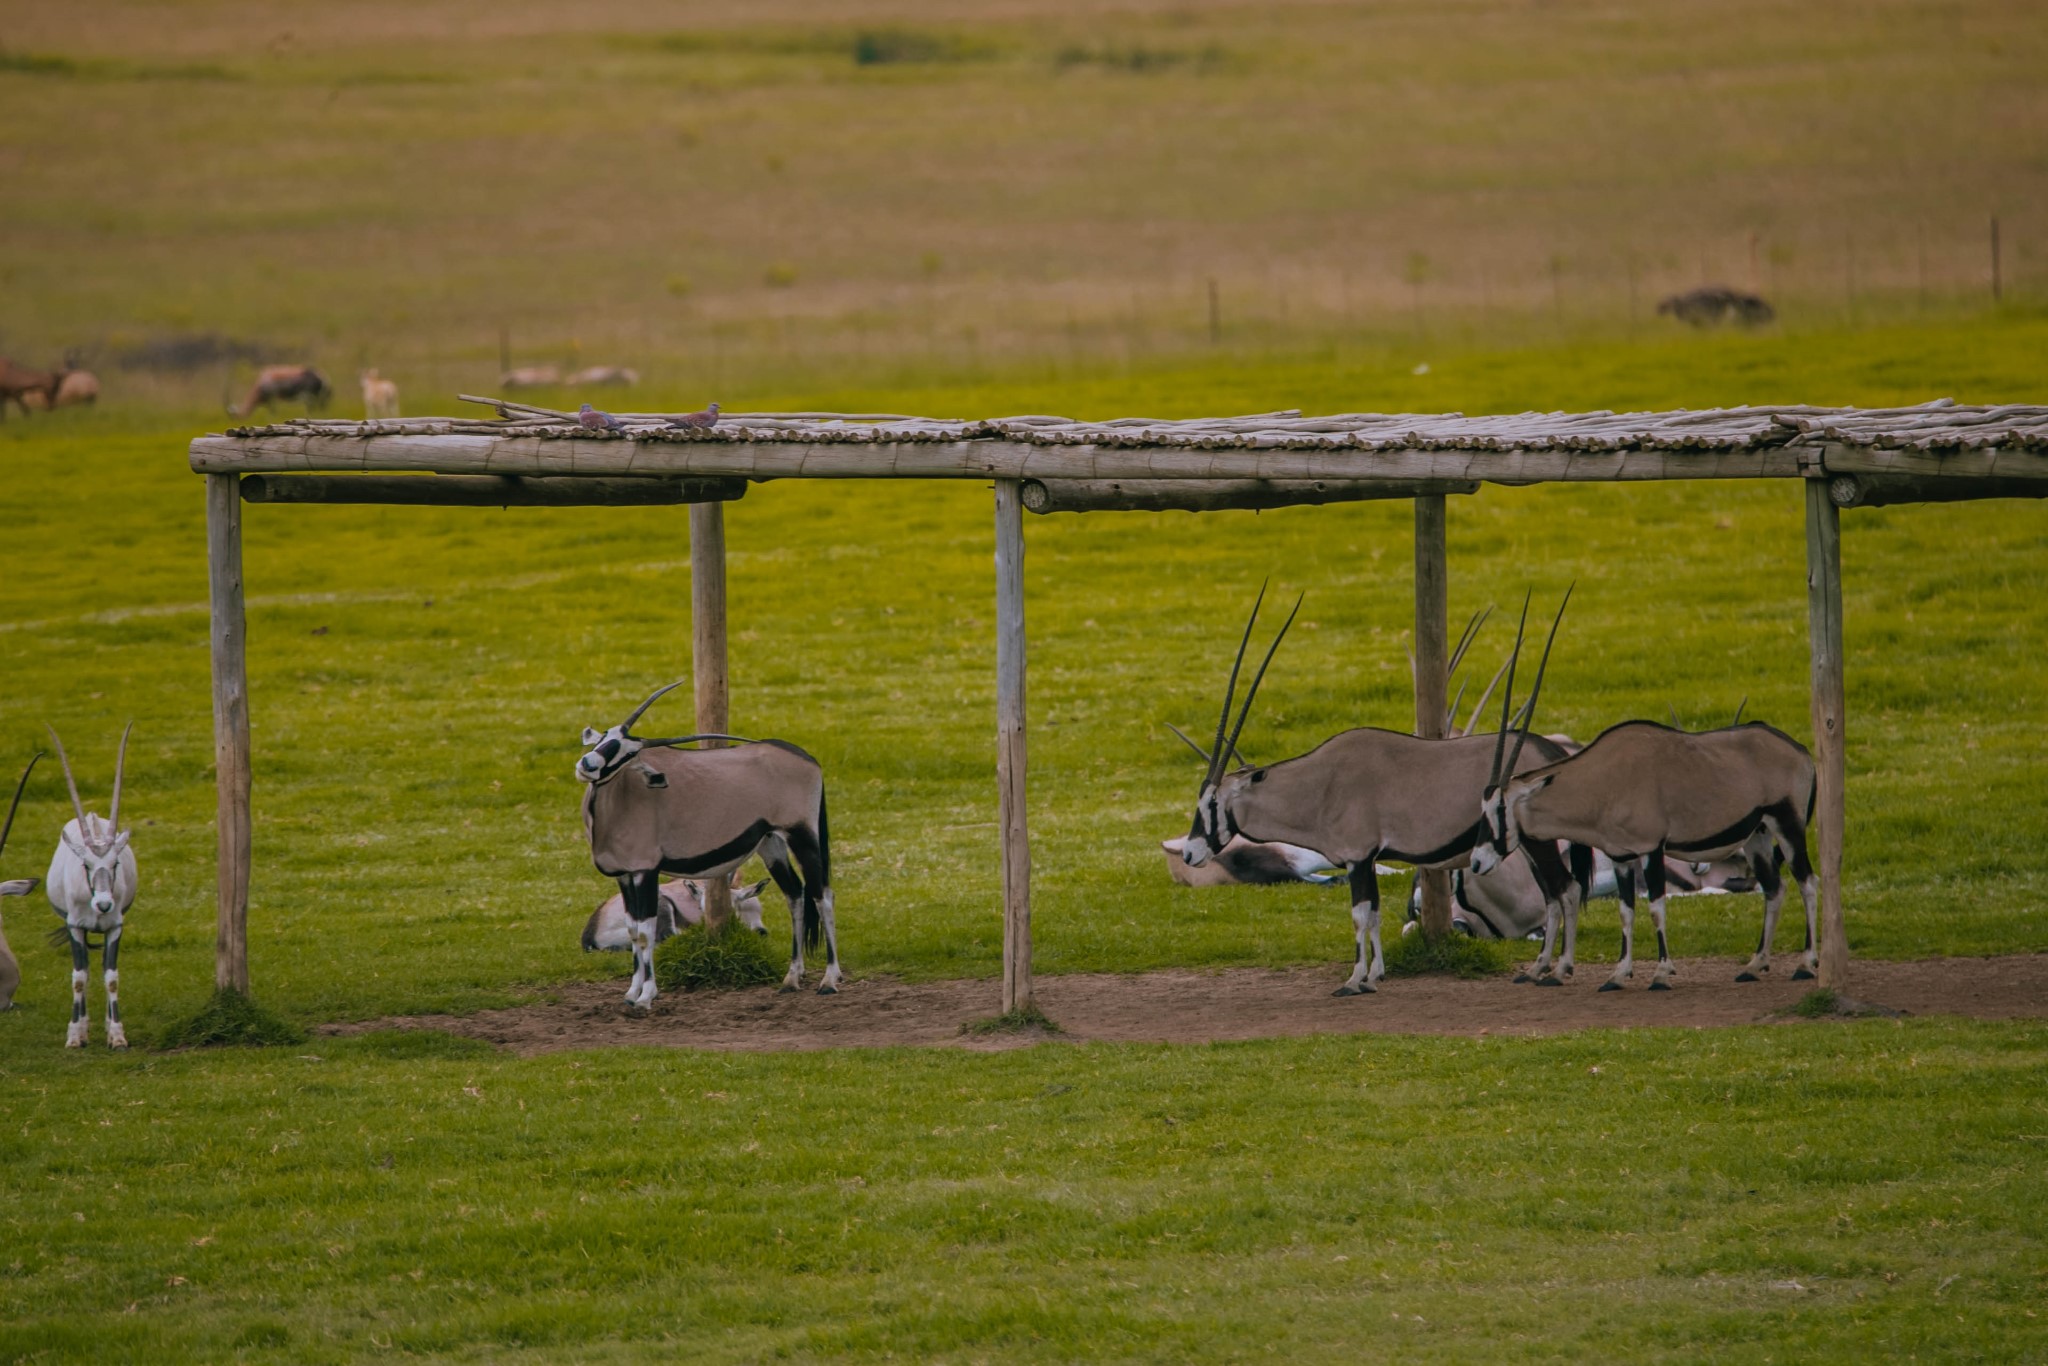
xmin=216 ymin=396 xmax=2048 ymax=454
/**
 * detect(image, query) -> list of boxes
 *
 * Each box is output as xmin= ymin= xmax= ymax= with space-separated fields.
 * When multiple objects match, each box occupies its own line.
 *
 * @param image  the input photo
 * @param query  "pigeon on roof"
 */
xmin=577 ymin=403 xmax=626 ymax=433
xmin=669 ymin=402 xmax=721 ymax=430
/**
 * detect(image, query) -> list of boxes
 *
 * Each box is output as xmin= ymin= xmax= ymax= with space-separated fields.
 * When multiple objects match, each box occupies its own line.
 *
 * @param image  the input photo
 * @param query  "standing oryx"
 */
xmin=43 ymin=726 xmax=138 ymax=1047
xmin=578 ymin=681 xmax=840 ymax=1006
xmin=1472 ymin=695 xmax=1821 ymax=990
xmin=1180 ymin=588 xmax=1581 ymax=995
xmin=1 ymin=753 xmax=45 ymax=1010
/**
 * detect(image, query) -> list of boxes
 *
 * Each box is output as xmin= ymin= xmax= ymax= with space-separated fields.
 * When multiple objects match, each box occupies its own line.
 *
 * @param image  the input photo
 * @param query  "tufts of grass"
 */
xmin=335 ymin=1029 xmax=498 ymax=1060
xmin=962 ymin=1003 xmax=1062 ymax=1035
xmin=654 ymin=925 xmax=784 ymax=993
xmin=1382 ymin=929 xmax=1513 ymax=979
xmin=1792 ymin=987 xmax=1841 ymax=1018
xmin=153 ymin=989 xmax=307 ymax=1050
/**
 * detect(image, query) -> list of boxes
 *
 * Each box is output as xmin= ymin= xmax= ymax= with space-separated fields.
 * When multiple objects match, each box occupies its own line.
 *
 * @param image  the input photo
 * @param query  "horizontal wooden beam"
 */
xmin=238 ymin=474 xmax=746 ymax=507
xmin=1019 ymin=477 xmax=1477 ymax=513
xmin=191 ymin=434 xmax=1808 ymax=484
xmin=1827 ymin=472 xmax=2048 ymax=509
xmin=1820 ymin=443 xmax=2048 ymax=482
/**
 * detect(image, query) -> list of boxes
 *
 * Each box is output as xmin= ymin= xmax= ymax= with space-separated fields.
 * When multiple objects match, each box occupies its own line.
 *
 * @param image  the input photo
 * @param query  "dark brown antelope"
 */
xmin=1180 ymin=588 xmax=1580 ymax=995
xmin=227 ymin=365 xmax=331 ymax=417
xmin=578 ymin=681 xmax=839 ymax=1006
xmin=0 ymin=358 xmax=62 ymax=418
xmin=1473 ymin=682 xmax=1820 ymax=990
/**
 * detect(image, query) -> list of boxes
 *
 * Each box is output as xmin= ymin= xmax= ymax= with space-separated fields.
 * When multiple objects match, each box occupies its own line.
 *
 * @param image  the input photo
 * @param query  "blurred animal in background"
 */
xmin=582 ymin=870 xmax=772 ymax=952
xmin=1656 ymin=286 xmax=1775 ymax=328
xmin=0 ymin=752 xmax=46 ymax=1011
xmin=227 ymin=365 xmax=331 ymax=417
xmin=52 ymin=368 xmax=99 ymax=407
xmin=566 ymin=365 xmax=638 ymax=387
xmin=500 ymin=365 xmax=562 ymax=389
xmin=42 ymin=726 xmax=139 ymax=1048
xmin=359 ymin=368 xmax=400 ymax=419
xmin=0 ymin=358 xmax=62 ymax=418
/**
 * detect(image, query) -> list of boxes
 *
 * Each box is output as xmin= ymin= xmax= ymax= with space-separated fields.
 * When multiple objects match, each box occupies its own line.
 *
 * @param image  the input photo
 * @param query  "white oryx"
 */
xmin=43 ymin=725 xmax=138 ymax=1048
xmin=582 ymin=870 xmax=772 ymax=951
xmin=1472 ymin=688 xmax=1821 ymax=990
xmin=1180 ymin=588 xmax=1583 ymax=995
xmin=578 ymin=681 xmax=840 ymax=1006
xmin=1 ymin=753 xmax=45 ymax=1011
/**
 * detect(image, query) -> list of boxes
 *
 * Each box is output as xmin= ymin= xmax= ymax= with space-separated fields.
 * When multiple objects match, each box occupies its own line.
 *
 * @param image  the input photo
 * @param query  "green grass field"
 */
xmin=4 ymin=0 xmax=2047 ymax=1357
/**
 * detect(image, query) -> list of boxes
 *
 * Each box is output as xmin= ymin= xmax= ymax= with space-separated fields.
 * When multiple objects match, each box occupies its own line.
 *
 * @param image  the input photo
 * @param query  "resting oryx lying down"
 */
xmin=43 ymin=726 xmax=139 ymax=1047
xmin=582 ymin=872 xmax=771 ymax=951
xmin=1473 ymin=717 xmax=1819 ymax=990
xmin=1179 ymin=588 xmax=1582 ymax=996
xmin=579 ymin=681 xmax=840 ymax=1007
xmin=1 ymin=753 xmax=45 ymax=1010
xmin=1404 ymin=845 xmax=1758 ymax=940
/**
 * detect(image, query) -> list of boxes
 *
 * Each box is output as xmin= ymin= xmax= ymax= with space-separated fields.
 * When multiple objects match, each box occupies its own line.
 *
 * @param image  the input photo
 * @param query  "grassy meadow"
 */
xmin=4 ymin=0 xmax=2048 ymax=1358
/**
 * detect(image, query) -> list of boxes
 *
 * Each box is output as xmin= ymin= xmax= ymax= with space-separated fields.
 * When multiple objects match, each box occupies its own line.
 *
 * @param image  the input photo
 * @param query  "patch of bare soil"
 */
xmin=317 ymin=955 xmax=2048 ymax=1057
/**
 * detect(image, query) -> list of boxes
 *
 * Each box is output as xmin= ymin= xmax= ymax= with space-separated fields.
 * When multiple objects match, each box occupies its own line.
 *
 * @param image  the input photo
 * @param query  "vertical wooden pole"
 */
xmin=1804 ymin=478 xmax=1850 ymax=989
xmin=1990 ymin=215 xmax=2002 ymax=304
xmin=1412 ymin=494 xmax=1453 ymax=938
xmin=690 ymin=500 xmax=733 ymax=933
xmin=994 ymin=479 xmax=1033 ymax=1014
xmin=207 ymin=473 xmax=252 ymax=995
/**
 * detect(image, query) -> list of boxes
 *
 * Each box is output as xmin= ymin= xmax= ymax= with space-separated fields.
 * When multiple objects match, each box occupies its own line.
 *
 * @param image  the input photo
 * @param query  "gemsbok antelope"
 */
xmin=1472 ymin=691 xmax=1821 ymax=990
xmin=578 ymin=681 xmax=840 ymax=1006
xmin=1 ymin=753 xmax=45 ymax=1011
xmin=227 ymin=365 xmax=331 ymax=417
xmin=1179 ymin=588 xmax=1581 ymax=995
xmin=582 ymin=871 xmax=772 ymax=951
xmin=43 ymin=725 xmax=139 ymax=1047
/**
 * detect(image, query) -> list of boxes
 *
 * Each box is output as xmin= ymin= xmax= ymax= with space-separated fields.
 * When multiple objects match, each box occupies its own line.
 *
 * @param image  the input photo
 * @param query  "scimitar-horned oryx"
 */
xmin=1 ymin=752 xmax=46 ymax=1010
xmin=1472 ymin=689 xmax=1820 ymax=990
xmin=578 ymin=681 xmax=839 ymax=1006
xmin=1180 ymin=588 xmax=1581 ymax=996
xmin=43 ymin=726 xmax=139 ymax=1047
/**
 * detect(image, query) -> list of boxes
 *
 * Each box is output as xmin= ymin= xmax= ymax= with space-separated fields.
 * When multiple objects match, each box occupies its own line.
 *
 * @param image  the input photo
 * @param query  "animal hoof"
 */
xmin=1597 ymin=981 xmax=1623 ymax=993
xmin=815 ymin=983 xmax=838 ymax=996
xmin=1734 ymin=971 xmax=1760 ymax=983
xmin=1534 ymin=976 xmax=1564 ymax=988
xmin=1332 ymin=983 xmax=1374 ymax=997
xmin=1648 ymin=981 xmax=1672 ymax=992
xmin=777 ymin=984 xmax=799 ymax=995
xmin=1512 ymin=972 xmax=1533 ymax=984
xmin=1791 ymin=967 xmax=1816 ymax=981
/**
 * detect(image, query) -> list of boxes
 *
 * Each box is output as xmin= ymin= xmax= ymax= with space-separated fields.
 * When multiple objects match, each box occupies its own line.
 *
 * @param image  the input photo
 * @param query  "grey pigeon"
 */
xmin=668 ymin=401 xmax=721 ymax=430
xmin=577 ymin=402 xmax=626 ymax=433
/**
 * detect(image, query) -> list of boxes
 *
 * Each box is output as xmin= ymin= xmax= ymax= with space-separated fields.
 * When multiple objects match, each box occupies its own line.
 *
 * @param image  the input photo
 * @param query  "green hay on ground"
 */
xmin=962 ymin=1003 xmax=1062 ymax=1035
xmin=154 ymin=988 xmax=307 ymax=1049
xmin=654 ymin=924 xmax=785 ymax=992
xmin=1381 ymin=929 xmax=1512 ymax=979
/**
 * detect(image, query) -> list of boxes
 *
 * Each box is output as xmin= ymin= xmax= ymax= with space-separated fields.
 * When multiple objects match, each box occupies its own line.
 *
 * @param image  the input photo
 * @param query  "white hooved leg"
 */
xmin=815 ymin=889 xmax=842 ymax=994
xmin=1337 ymin=896 xmax=1375 ymax=995
xmin=68 ymin=967 xmax=89 ymax=1047
xmin=780 ymin=889 xmax=806 ymax=993
xmin=104 ymin=969 xmax=128 ymax=1050
xmin=1602 ymin=868 xmax=1636 ymax=991
xmin=1364 ymin=898 xmax=1386 ymax=988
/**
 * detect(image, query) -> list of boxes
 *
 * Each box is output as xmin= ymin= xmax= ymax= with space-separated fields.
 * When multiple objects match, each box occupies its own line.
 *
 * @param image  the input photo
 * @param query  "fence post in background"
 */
xmin=994 ymin=479 xmax=1033 ymax=1014
xmin=1412 ymin=494 xmax=1452 ymax=939
xmin=1804 ymin=477 xmax=1849 ymax=990
xmin=207 ymin=473 xmax=252 ymax=995
xmin=691 ymin=501 xmax=733 ymax=933
xmin=1991 ymin=216 xmax=2003 ymax=304
xmin=1208 ymin=278 xmax=1221 ymax=345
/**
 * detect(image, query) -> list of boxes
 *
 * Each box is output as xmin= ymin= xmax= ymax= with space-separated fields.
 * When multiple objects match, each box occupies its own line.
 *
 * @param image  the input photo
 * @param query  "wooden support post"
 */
xmin=1804 ymin=478 xmax=1850 ymax=989
xmin=207 ymin=473 xmax=252 ymax=995
xmin=691 ymin=500 xmax=733 ymax=933
xmin=994 ymin=479 xmax=1033 ymax=1014
xmin=1412 ymin=494 xmax=1453 ymax=938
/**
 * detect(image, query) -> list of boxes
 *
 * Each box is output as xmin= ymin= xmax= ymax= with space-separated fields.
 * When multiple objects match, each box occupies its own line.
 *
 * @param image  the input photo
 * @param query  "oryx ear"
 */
xmin=62 ymin=827 xmax=86 ymax=858
xmin=1249 ymin=769 xmax=1267 ymax=784
xmin=111 ymin=830 xmax=131 ymax=855
xmin=0 ymin=878 xmax=35 ymax=897
xmin=582 ymin=726 xmax=603 ymax=746
xmin=633 ymin=764 xmax=667 ymax=788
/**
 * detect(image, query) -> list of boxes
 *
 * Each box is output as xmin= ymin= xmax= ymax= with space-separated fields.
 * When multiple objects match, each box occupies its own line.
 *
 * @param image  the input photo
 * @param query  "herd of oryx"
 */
xmin=3 ymin=582 xmax=1822 ymax=1046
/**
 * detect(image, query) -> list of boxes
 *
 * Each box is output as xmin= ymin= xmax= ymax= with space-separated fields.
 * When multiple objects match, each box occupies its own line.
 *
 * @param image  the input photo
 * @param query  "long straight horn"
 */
xmin=1165 ymin=723 xmax=1214 ymax=766
xmin=1443 ymin=675 xmax=1469 ymax=734
xmin=109 ymin=721 xmax=133 ymax=830
xmin=1504 ymin=583 xmax=1574 ymax=778
xmin=1488 ymin=591 xmax=1532 ymax=786
xmin=1467 ymin=651 xmax=1513 ymax=738
xmin=1446 ymin=604 xmax=1492 ymax=679
xmin=1731 ymin=695 xmax=1748 ymax=726
xmin=1208 ymin=582 xmax=1268 ymax=785
xmin=1667 ymin=703 xmax=1682 ymax=729
xmin=45 ymin=726 xmax=88 ymax=829
xmin=1222 ymin=593 xmax=1303 ymax=768
xmin=620 ymin=678 xmax=687 ymax=734
xmin=0 ymin=753 xmax=41 ymax=858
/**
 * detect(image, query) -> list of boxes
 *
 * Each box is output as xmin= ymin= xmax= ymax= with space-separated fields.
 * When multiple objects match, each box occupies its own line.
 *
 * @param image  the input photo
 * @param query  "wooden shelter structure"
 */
xmin=190 ymin=398 xmax=2048 ymax=1008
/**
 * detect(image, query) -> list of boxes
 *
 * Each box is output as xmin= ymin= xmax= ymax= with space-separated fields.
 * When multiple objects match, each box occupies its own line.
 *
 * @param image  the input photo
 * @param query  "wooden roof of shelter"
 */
xmin=184 ymin=395 xmax=2048 ymax=1015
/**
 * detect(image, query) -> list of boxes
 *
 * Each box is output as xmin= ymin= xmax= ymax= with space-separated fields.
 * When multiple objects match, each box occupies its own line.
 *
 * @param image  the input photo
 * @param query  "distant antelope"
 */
xmin=359 ymin=368 xmax=400 ymax=419
xmin=0 ymin=358 xmax=61 ymax=418
xmin=43 ymin=726 xmax=138 ymax=1047
xmin=228 ymin=365 xmax=331 ymax=417
xmin=582 ymin=871 xmax=772 ymax=951
xmin=1656 ymin=285 xmax=1774 ymax=328
xmin=0 ymin=753 xmax=45 ymax=1011
xmin=566 ymin=365 xmax=639 ymax=387
xmin=1473 ymin=684 xmax=1821 ymax=989
xmin=1180 ymin=588 xmax=1581 ymax=995
xmin=500 ymin=365 xmax=562 ymax=389
xmin=579 ymin=681 xmax=840 ymax=1006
